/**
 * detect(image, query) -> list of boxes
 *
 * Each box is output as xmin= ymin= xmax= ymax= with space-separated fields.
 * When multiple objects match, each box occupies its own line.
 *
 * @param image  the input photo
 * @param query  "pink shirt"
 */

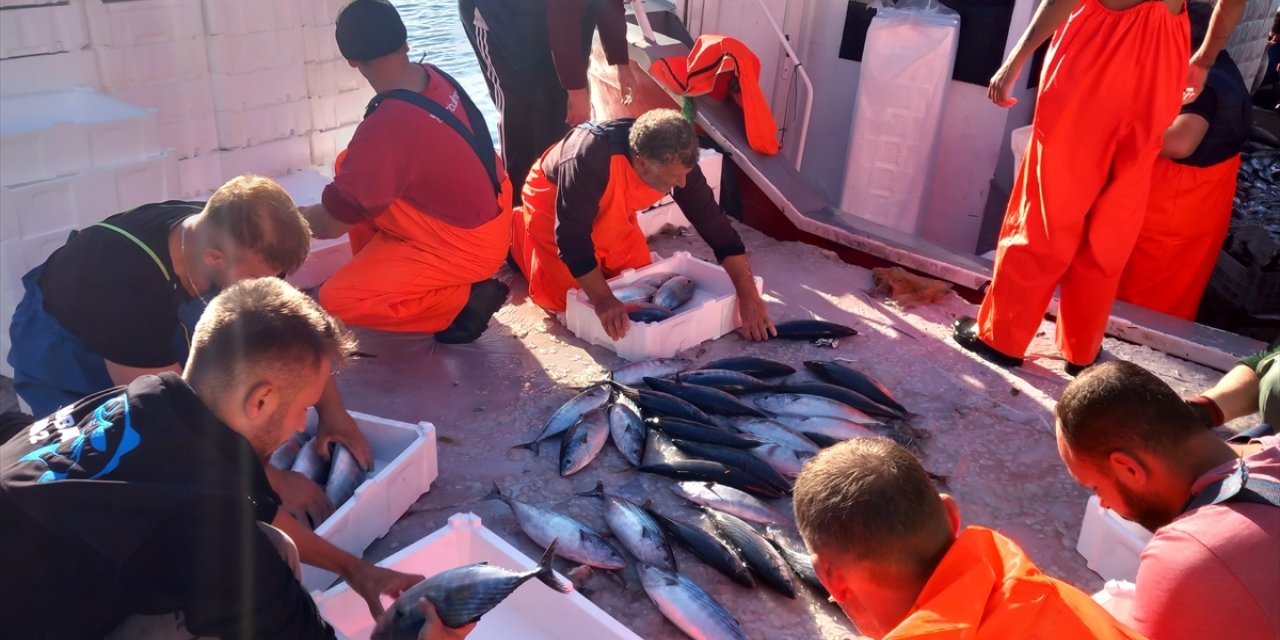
xmin=1131 ymin=435 xmax=1280 ymax=640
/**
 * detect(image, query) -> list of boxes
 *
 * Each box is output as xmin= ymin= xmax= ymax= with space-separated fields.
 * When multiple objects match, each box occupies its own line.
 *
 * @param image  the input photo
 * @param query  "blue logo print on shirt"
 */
xmin=20 ymin=394 xmax=140 ymax=483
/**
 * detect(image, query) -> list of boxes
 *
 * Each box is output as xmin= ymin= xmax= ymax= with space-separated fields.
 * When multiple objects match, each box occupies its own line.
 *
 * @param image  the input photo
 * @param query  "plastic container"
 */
xmin=300 ymin=410 xmax=439 ymax=591
xmin=215 ymin=98 xmax=313 ymax=150
xmin=1076 ymin=495 xmax=1153 ymax=583
xmin=312 ymin=513 xmax=643 ymax=640
xmin=564 ymin=251 xmax=762 ymax=361
xmin=0 ymin=3 xmax=89 ymax=60
xmin=1209 ymin=250 xmax=1280 ymax=315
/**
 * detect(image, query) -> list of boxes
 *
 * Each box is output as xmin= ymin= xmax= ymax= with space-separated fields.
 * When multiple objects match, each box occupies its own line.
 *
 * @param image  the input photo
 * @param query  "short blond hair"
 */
xmin=201 ymin=175 xmax=311 ymax=274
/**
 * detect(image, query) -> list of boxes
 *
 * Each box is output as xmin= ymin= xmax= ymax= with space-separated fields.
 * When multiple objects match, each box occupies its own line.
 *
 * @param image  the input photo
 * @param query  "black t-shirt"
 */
xmin=38 ymin=201 xmax=203 ymax=368
xmin=1177 ymin=51 xmax=1252 ymax=168
xmin=0 ymin=373 xmax=334 ymax=640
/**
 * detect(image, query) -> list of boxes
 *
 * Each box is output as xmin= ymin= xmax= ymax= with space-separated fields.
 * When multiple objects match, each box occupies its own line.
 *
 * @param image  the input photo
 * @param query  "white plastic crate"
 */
xmin=564 ymin=250 xmax=763 ymax=361
xmin=306 ymin=59 xmax=366 ymax=98
xmin=0 ymin=3 xmax=89 ymax=60
xmin=299 ymin=410 xmax=439 ymax=591
xmin=303 ymin=24 xmax=343 ymax=63
xmin=202 ymin=0 xmax=303 ymax=36
xmin=96 ymin=39 xmax=211 ymax=91
xmin=313 ymin=513 xmax=643 ymax=640
xmin=310 ymin=88 xmax=373 ymax=133
xmin=310 ymin=123 xmax=359 ymax=168
xmin=218 ymin=136 xmax=311 ymax=181
xmin=1076 ymin=495 xmax=1153 ymax=583
xmin=215 ymin=99 xmax=313 ymax=150
xmin=176 ymin=152 xmax=224 ymax=199
xmin=212 ymin=64 xmax=309 ymax=112
xmin=206 ymin=28 xmax=305 ymax=76
xmin=83 ymin=0 xmax=204 ymax=48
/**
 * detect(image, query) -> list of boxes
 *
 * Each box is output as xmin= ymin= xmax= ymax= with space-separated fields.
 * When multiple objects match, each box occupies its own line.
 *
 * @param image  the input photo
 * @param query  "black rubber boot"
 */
xmin=435 ymin=279 xmax=509 ymax=344
xmin=951 ymin=317 xmax=1024 ymax=368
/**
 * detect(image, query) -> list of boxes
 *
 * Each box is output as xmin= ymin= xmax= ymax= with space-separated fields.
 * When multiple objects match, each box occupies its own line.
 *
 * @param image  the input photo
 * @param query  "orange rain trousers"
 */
xmin=319 ymin=152 xmax=514 ymax=333
xmin=1117 ymin=154 xmax=1239 ymax=320
xmin=512 ymin=152 xmax=666 ymax=312
xmin=650 ymin=35 xmax=781 ymax=156
xmin=978 ymin=0 xmax=1188 ymax=364
xmin=886 ymin=527 xmax=1145 ymax=639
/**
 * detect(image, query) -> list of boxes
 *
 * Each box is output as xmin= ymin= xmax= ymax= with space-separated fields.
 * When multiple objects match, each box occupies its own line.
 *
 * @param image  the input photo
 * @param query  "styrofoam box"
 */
xmin=83 ymin=0 xmax=204 ymax=49
xmin=206 ymin=28 xmax=305 ymax=76
xmin=176 ymin=152 xmax=225 ymax=199
xmin=212 ymin=65 xmax=309 ymax=112
xmin=202 ymin=0 xmax=303 ymax=36
xmin=303 ymin=24 xmax=343 ymax=64
xmin=215 ymin=99 xmax=313 ymax=150
xmin=313 ymin=513 xmax=643 ymax=640
xmin=113 ymin=76 xmax=217 ymax=124
xmin=159 ymin=114 xmax=219 ymax=160
xmin=0 ymin=50 xmax=99 ymax=98
xmin=289 ymin=237 xmax=354 ymax=291
xmin=218 ymin=137 xmax=311 ymax=180
xmin=1076 ymin=495 xmax=1154 ymax=583
xmin=299 ymin=410 xmax=439 ymax=591
xmin=0 ymin=3 xmax=89 ymax=60
xmin=306 ymin=59 xmax=366 ymax=98
xmin=311 ymin=88 xmax=374 ymax=134
xmin=310 ymin=123 xmax=360 ymax=168
xmin=300 ymin=0 xmax=349 ymax=27
xmin=96 ymin=39 xmax=211 ymax=92
xmin=0 ymin=0 xmax=60 ymax=7
xmin=565 ymin=251 xmax=763 ymax=361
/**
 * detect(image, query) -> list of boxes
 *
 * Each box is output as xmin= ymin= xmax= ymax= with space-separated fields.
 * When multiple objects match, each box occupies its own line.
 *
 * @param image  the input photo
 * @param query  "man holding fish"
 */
xmin=510 ymin=108 xmax=775 ymax=341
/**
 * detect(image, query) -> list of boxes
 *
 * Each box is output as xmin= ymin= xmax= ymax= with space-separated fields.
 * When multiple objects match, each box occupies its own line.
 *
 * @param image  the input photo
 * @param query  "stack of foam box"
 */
xmin=301 ymin=0 xmax=374 ymax=173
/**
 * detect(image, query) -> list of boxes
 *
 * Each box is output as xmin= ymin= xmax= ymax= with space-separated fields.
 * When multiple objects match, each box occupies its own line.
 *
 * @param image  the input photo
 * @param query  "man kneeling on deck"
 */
xmin=304 ymin=0 xmax=512 ymax=344
xmin=0 ymin=279 xmax=450 ymax=639
xmin=1056 ymin=361 xmax=1279 ymax=640
xmin=510 ymin=107 xmax=775 ymax=341
xmin=793 ymin=438 xmax=1142 ymax=639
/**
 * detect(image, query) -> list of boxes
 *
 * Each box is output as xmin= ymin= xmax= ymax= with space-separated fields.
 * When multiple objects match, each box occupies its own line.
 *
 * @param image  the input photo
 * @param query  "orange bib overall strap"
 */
xmin=1118 ymin=154 xmax=1239 ymax=320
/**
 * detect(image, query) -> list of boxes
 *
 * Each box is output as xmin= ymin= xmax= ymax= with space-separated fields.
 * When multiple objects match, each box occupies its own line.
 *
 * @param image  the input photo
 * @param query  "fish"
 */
xmin=771 ymin=319 xmax=858 ymax=341
xmin=670 ymin=439 xmax=792 ymax=494
xmin=700 ymin=356 xmax=796 ymax=378
xmin=802 ymin=431 xmax=844 ymax=448
xmin=749 ymin=393 xmax=883 ymax=425
xmin=560 ymin=407 xmax=610 ymax=476
xmin=578 ymin=483 xmax=676 ymax=571
xmin=290 ymin=438 xmax=330 ymax=485
xmin=750 ymin=442 xmax=814 ymax=479
xmin=625 ymin=301 xmax=674 ymax=323
xmin=777 ymin=381 xmax=904 ymax=421
xmin=647 ymin=509 xmax=755 ymax=588
xmin=769 ymin=414 xmax=884 ymax=443
xmin=675 ymin=369 xmax=774 ymax=395
xmin=671 ymin=481 xmax=787 ymax=525
xmin=486 ymin=484 xmax=627 ymax=570
xmin=611 ymin=358 xmax=694 ymax=386
xmin=372 ymin=540 xmax=572 ymax=639
xmin=612 ymin=283 xmax=658 ymax=303
xmin=804 ymin=360 xmax=907 ymax=414
xmin=639 ymin=564 xmax=749 ymax=640
xmin=728 ymin=418 xmax=820 ymax=453
xmin=323 ymin=444 xmax=366 ymax=509
xmin=764 ymin=526 xmax=829 ymax=598
xmin=520 ymin=383 xmax=612 ymax=454
xmin=704 ymin=509 xmax=797 ymax=598
xmin=645 ymin=415 xmax=762 ymax=449
xmin=643 ymin=377 xmax=768 ymax=417
xmin=619 ymin=388 xmax=716 ymax=424
xmin=268 ymin=432 xmax=309 ymax=471
xmin=607 ymin=400 xmax=646 ymax=467
xmin=633 ymin=272 xmax=679 ymax=289
xmin=652 ymin=275 xmax=696 ymax=311
xmin=638 ymin=459 xmax=786 ymax=499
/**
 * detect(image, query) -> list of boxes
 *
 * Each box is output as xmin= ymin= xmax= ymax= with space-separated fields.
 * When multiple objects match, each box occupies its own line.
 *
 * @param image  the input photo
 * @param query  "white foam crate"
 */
xmin=565 ymin=251 xmax=763 ymax=361
xmin=310 ymin=123 xmax=359 ymax=168
xmin=276 ymin=167 xmax=334 ymax=206
xmin=212 ymin=64 xmax=308 ymax=112
xmin=96 ymin=39 xmax=211 ymax=91
xmin=1 ymin=169 xmax=117 ymax=238
xmin=299 ymin=410 xmax=439 ymax=592
xmin=0 ymin=0 xmax=60 ymax=7
xmin=289 ymin=237 xmax=354 ymax=291
xmin=113 ymin=152 xmax=180 ymax=211
xmin=313 ymin=513 xmax=643 ymax=640
xmin=206 ymin=28 xmax=305 ymax=76
xmin=303 ymin=24 xmax=342 ymax=63
xmin=300 ymin=0 xmax=348 ymax=27
xmin=176 ymin=152 xmax=224 ymax=199
xmin=306 ymin=59 xmax=366 ymax=98
xmin=202 ymin=0 xmax=303 ymax=36
xmin=215 ymin=99 xmax=313 ymax=150
xmin=83 ymin=0 xmax=204 ymax=48
xmin=310 ymin=88 xmax=373 ymax=133
xmin=0 ymin=3 xmax=89 ymax=60
xmin=218 ymin=136 xmax=311 ymax=180
xmin=159 ymin=114 xmax=219 ymax=160
xmin=113 ymin=76 xmax=217 ymax=124
xmin=0 ymin=51 xmax=99 ymax=97
xmin=1076 ymin=495 xmax=1153 ymax=583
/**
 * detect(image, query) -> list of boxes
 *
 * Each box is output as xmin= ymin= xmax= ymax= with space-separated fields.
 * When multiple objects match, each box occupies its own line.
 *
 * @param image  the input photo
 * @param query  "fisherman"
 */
xmin=304 ymin=0 xmax=512 ymax=343
xmin=1118 ymin=1 xmax=1252 ymax=321
xmin=458 ymin=0 xmax=635 ymax=204
xmin=793 ymin=437 xmax=1141 ymax=638
xmin=953 ymin=0 xmax=1245 ymax=375
xmin=0 ymin=279 xmax=451 ymax=639
xmin=5 ymin=175 xmax=371 ymax=526
xmin=1185 ymin=339 xmax=1278 ymax=429
xmin=1056 ymin=361 xmax=1279 ymax=639
xmin=510 ymin=108 xmax=775 ymax=341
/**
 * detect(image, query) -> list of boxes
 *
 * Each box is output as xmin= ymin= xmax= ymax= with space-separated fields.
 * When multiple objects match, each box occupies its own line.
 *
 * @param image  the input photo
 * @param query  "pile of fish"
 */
xmin=267 ymin=433 xmax=367 ymax=527
xmin=611 ymin=272 xmax=697 ymax=323
xmin=1233 ymin=150 xmax=1279 ymax=240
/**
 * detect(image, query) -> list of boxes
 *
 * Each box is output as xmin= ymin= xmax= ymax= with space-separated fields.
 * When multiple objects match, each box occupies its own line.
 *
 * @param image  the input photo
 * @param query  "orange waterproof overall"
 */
xmin=512 ymin=151 xmax=665 ymax=312
xmin=1117 ymin=154 xmax=1239 ymax=320
xmin=979 ymin=0 xmax=1189 ymax=364
xmin=650 ymin=35 xmax=781 ymax=156
xmin=319 ymin=151 xmax=514 ymax=333
xmin=886 ymin=527 xmax=1145 ymax=639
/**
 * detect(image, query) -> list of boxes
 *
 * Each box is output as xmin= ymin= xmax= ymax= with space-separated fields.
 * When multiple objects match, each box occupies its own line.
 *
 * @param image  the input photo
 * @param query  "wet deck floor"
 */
xmin=336 ymin=222 xmax=1230 ymax=639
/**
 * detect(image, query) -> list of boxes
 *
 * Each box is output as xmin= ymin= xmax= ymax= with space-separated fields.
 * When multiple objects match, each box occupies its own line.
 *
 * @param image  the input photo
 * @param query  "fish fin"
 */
xmin=535 ymin=539 xmax=573 ymax=594
xmin=484 ymin=482 xmax=504 ymax=502
xmin=510 ymin=439 xmax=542 ymax=455
xmin=575 ymin=481 xmax=605 ymax=498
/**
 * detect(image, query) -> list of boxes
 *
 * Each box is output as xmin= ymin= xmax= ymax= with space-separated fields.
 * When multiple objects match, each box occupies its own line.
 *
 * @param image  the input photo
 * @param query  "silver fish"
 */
xmin=372 ymin=541 xmax=572 ymax=639
xmin=608 ymin=400 xmax=646 ymax=467
xmin=769 ymin=414 xmax=882 ymax=442
xmin=749 ymin=393 xmax=882 ymax=425
xmin=750 ymin=442 xmax=815 ymax=479
xmin=487 ymin=484 xmax=627 ymax=570
xmin=611 ymin=358 xmax=694 ymax=386
xmin=612 ymin=283 xmax=658 ymax=303
xmin=633 ymin=272 xmax=678 ymax=289
xmin=626 ymin=301 xmax=675 ymax=323
xmin=639 ymin=564 xmax=749 ymax=640
xmin=560 ymin=407 xmax=610 ymax=476
xmin=323 ymin=444 xmax=366 ymax=509
xmin=268 ymin=432 xmax=309 ymax=471
xmin=671 ymin=481 xmax=786 ymax=525
xmin=289 ymin=437 xmax=329 ymax=484
xmin=522 ymin=384 xmax=612 ymax=453
xmin=764 ymin=526 xmax=829 ymax=597
xmin=704 ymin=509 xmax=797 ymax=598
xmin=580 ymin=483 xmax=676 ymax=571
xmin=729 ymin=418 xmax=820 ymax=453
xmin=652 ymin=275 xmax=696 ymax=311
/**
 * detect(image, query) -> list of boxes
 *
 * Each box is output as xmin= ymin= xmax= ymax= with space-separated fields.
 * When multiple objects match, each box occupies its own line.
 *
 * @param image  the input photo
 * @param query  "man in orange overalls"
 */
xmin=953 ymin=0 xmax=1244 ymax=375
xmin=511 ymin=108 xmax=775 ymax=341
xmin=793 ymin=437 xmax=1144 ymax=639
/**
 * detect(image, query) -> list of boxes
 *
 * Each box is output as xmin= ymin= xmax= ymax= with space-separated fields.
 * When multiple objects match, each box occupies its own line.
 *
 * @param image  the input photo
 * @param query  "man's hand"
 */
xmin=594 ymin=296 xmax=631 ymax=341
xmin=736 ymin=292 xmax=776 ymax=341
xmin=346 ymin=561 xmax=424 ymax=618
xmin=615 ymin=64 xmax=636 ymax=106
xmin=987 ymin=60 xmax=1022 ymax=108
xmin=314 ymin=409 xmax=374 ymax=471
xmin=267 ymin=465 xmax=334 ymax=529
xmin=1183 ymin=60 xmax=1209 ymax=104
xmin=418 ymin=599 xmax=476 ymax=639
xmin=566 ymin=88 xmax=591 ymax=125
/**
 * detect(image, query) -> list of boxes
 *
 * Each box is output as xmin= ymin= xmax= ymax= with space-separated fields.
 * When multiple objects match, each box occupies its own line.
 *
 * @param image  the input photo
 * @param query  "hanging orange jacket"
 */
xmin=650 ymin=35 xmax=781 ymax=156
xmin=1117 ymin=154 xmax=1239 ymax=320
xmin=887 ymin=527 xmax=1145 ymax=639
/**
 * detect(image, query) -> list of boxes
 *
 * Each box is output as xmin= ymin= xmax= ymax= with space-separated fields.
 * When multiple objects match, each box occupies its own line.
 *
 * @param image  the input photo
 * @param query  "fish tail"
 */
xmin=536 ymin=539 xmax=573 ymax=594
xmin=575 ymin=481 xmax=605 ymax=498
xmin=511 ymin=439 xmax=542 ymax=455
xmin=484 ymin=482 xmax=505 ymax=503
